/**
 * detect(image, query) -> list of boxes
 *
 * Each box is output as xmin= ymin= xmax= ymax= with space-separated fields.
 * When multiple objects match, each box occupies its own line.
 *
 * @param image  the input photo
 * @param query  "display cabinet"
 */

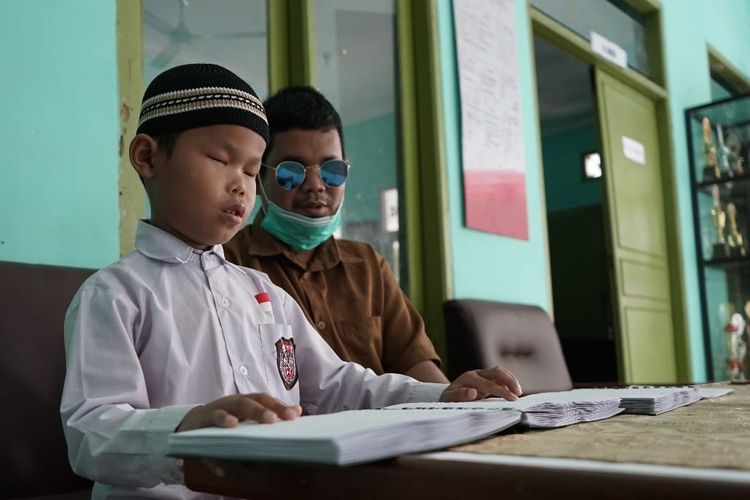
xmin=686 ymin=94 xmax=750 ymax=381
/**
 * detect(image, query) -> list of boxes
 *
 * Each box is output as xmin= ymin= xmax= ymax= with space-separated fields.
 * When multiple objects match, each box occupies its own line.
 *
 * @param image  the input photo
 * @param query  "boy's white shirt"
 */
xmin=61 ymin=221 xmax=446 ymax=500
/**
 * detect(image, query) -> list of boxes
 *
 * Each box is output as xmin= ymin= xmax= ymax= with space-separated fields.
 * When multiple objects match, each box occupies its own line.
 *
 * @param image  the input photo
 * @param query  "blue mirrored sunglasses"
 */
xmin=263 ymin=160 xmax=350 ymax=190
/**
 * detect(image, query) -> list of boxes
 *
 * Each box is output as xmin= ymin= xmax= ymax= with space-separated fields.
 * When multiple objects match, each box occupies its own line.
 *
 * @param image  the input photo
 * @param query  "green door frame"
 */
xmin=116 ymin=0 xmax=451 ymax=355
xmin=397 ymin=0 xmax=452 ymax=357
xmin=707 ymin=44 xmax=750 ymax=95
xmin=528 ymin=0 xmax=692 ymax=381
xmin=116 ymin=0 xmax=145 ymax=258
xmin=266 ymin=0 xmax=451 ymax=355
xmin=267 ymin=0 xmax=316 ymax=91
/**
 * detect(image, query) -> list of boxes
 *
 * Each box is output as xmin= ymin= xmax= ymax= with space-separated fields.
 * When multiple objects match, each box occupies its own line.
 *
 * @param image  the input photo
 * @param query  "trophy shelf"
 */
xmin=686 ymin=93 xmax=750 ymax=382
xmin=702 ymin=255 xmax=750 ymax=270
xmin=696 ymin=173 xmax=750 ymax=190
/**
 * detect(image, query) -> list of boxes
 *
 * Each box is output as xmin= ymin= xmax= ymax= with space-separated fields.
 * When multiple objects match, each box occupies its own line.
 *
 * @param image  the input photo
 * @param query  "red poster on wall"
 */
xmin=453 ymin=0 xmax=528 ymax=240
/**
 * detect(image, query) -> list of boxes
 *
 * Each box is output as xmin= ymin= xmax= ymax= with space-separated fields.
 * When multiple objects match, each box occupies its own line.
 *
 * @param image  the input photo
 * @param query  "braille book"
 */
xmin=168 ymin=407 xmax=522 ymax=466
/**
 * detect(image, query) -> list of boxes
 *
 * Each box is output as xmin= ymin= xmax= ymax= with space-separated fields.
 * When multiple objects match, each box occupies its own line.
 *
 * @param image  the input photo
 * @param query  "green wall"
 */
xmin=437 ymin=0 xmax=750 ymax=381
xmin=662 ymin=0 xmax=750 ymax=381
xmin=342 ymin=112 xmax=398 ymax=224
xmin=438 ymin=0 xmax=551 ymax=310
xmin=0 ymin=0 xmax=120 ymax=269
xmin=3 ymin=0 xmax=750 ymax=382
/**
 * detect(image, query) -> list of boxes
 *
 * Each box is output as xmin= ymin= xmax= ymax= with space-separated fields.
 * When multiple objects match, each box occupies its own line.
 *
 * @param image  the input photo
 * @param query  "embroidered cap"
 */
xmin=136 ymin=63 xmax=269 ymax=143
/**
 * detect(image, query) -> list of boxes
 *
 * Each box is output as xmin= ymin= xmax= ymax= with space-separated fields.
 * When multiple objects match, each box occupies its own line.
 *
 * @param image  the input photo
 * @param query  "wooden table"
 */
xmin=184 ymin=385 xmax=750 ymax=500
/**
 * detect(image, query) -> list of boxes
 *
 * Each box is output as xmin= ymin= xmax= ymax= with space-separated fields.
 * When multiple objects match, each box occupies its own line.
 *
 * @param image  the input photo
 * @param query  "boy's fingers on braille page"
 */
xmin=498 ymin=366 xmax=523 ymax=395
xmin=228 ymin=396 xmax=278 ymax=423
xmin=467 ymin=373 xmax=518 ymax=401
xmin=282 ymin=405 xmax=303 ymax=420
xmin=439 ymin=387 xmax=476 ymax=402
xmin=477 ymin=366 xmax=523 ymax=396
xmin=211 ymin=409 xmax=238 ymax=428
xmin=245 ymin=394 xmax=301 ymax=421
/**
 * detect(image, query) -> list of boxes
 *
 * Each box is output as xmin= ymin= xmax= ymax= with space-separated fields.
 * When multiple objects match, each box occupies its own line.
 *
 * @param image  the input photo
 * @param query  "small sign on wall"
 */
xmin=381 ymin=188 xmax=399 ymax=233
xmin=591 ymin=32 xmax=628 ymax=69
xmin=621 ymin=136 xmax=646 ymax=165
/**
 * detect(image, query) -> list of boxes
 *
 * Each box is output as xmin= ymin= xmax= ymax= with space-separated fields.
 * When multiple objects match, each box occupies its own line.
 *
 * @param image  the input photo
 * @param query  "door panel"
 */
xmin=595 ymin=70 xmax=677 ymax=383
xmin=620 ymin=260 xmax=669 ymax=299
xmin=624 ymin=306 xmax=676 ymax=381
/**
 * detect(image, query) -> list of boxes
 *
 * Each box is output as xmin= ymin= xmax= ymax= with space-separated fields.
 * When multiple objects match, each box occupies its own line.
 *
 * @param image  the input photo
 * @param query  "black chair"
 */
xmin=444 ymin=299 xmax=573 ymax=394
xmin=0 ymin=261 xmax=95 ymax=499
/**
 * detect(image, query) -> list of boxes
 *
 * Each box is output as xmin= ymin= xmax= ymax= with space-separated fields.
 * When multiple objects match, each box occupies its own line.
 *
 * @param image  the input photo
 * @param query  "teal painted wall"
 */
xmin=662 ymin=0 xmax=750 ymax=381
xmin=0 ymin=0 xmax=120 ymax=269
xmin=2 ymin=0 xmax=748 ymax=381
xmin=542 ymin=125 xmax=602 ymax=213
xmin=438 ymin=0 xmax=750 ymax=381
xmin=343 ymin=112 xmax=398 ymax=224
xmin=710 ymin=80 xmax=733 ymax=101
xmin=438 ymin=0 xmax=551 ymax=310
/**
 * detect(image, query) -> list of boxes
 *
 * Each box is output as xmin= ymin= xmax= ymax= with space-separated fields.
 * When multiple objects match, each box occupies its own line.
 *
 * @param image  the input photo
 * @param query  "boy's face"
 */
xmin=139 ymin=124 xmax=266 ymax=249
xmin=262 ymin=128 xmax=345 ymax=218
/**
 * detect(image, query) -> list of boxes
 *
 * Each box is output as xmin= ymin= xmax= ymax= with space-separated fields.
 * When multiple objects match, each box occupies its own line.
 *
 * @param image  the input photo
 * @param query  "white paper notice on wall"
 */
xmin=622 ymin=136 xmax=645 ymax=165
xmin=591 ymin=32 xmax=627 ymax=69
xmin=381 ymin=188 xmax=399 ymax=233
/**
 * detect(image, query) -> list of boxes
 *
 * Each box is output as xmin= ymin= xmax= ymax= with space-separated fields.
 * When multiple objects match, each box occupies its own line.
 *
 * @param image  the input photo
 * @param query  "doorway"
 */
xmin=534 ymin=36 xmax=618 ymax=383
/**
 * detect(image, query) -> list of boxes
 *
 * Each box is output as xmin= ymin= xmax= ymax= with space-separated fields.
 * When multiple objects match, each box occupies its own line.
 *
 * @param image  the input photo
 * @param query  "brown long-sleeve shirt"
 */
xmin=223 ymin=216 xmax=441 ymax=375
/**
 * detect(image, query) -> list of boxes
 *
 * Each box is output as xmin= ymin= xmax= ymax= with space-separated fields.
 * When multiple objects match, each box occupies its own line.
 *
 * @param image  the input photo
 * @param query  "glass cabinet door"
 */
xmin=687 ymin=94 xmax=750 ymax=381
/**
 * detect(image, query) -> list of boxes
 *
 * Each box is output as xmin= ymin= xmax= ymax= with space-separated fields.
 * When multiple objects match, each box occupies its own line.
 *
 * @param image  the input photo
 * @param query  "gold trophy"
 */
xmin=726 ymin=133 xmax=745 ymax=177
xmin=727 ymin=202 xmax=746 ymax=258
xmin=711 ymin=185 xmax=730 ymax=259
xmin=716 ymin=125 xmax=733 ymax=178
xmin=702 ymin=117 xmax=721 ymax=181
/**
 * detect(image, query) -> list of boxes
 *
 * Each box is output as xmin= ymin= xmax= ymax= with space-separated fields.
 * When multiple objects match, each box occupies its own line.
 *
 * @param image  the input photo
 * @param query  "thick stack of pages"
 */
xmin=386 ymin=391 xmax=624 ymax=428
xmin=571 ymin=386 xmax=703 ymax=415
xmin=168 ymin=408 xmax=521 ymax=466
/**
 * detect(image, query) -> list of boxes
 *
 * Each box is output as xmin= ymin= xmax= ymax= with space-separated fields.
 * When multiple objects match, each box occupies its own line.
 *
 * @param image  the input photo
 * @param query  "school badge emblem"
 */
xmin=275 ymin=337 xmax=298 ymax=390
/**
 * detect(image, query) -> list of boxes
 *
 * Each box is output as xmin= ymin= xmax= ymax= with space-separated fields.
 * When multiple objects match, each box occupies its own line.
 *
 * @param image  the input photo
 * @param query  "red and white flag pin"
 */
xmin=255 ymin=292 xmax=274 ymax=321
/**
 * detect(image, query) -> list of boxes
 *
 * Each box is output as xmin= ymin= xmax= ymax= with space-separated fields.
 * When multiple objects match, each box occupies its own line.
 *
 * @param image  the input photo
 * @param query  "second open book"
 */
xmin=168 ymin=386 xmax=729 ymax=466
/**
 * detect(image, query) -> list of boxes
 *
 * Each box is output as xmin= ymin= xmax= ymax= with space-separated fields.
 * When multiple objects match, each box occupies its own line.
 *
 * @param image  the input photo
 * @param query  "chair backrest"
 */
xmin=0 ymin=261 xmax=95 ymax=499
xmin=444 ymin=299 xmax=573 ymax=394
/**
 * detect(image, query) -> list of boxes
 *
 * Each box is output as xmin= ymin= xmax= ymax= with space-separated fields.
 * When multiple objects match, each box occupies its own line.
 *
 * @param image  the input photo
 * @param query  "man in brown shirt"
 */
xmin=224 ymin=86 xmax=448 ymax=383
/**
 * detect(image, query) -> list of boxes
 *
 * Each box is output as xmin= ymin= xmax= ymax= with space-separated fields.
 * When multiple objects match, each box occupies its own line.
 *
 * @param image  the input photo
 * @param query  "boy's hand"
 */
xmin=440 ymin=367 xmax=523 ymax=402
xmin=177 ymin=393 xmax=302 ymax=432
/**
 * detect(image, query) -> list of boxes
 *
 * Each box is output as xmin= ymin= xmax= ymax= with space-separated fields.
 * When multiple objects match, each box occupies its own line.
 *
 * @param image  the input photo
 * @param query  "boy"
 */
xmin=61 ymin=64 xmax=521 ymax=499
xmin=224 ymin=87 xmax=448 ymax=383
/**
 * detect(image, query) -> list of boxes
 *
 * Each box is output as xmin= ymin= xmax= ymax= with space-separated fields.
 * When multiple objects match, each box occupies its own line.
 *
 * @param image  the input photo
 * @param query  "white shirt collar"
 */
xmin=134 ymin=220 xmax=226 ymax=264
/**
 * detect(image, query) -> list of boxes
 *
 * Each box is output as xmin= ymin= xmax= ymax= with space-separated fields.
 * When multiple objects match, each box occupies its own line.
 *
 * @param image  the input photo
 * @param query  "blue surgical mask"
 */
xmin=258 ymin=181 xmax=343 ymax=250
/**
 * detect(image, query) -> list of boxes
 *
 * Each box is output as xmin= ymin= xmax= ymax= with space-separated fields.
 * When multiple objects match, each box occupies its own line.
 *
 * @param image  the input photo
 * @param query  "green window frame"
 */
xmin=116 ymin=0 xmax=451 ymax=353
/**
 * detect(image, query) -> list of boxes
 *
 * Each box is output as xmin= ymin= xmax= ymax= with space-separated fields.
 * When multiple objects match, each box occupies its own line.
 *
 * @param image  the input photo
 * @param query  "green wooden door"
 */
xmin=595 ymin=70 xmax=677 ymax=384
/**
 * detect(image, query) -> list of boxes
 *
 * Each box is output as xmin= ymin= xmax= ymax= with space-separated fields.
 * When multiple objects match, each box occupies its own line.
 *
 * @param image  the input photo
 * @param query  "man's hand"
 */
xmin=440 ymin=367 xmax=523 ymax=402
xmin=177 ymin=394 xmax=302 ymax=432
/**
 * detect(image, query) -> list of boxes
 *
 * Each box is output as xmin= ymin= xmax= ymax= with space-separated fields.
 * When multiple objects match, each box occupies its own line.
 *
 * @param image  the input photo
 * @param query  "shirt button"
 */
xmin=222 ymin=298 xmax=230 ymax=307
xmin=316 ymin=320 xmax=326 ymax=330
xmin=239 ymin=366 xmax=248 ymax=376
xmin=302 ymin=273 xmax=310 ymax=280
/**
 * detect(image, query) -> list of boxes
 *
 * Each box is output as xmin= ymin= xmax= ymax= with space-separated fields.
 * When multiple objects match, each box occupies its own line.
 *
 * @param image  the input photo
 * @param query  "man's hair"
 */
xmin=262 ymin=86 xmax=345 ymax=162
